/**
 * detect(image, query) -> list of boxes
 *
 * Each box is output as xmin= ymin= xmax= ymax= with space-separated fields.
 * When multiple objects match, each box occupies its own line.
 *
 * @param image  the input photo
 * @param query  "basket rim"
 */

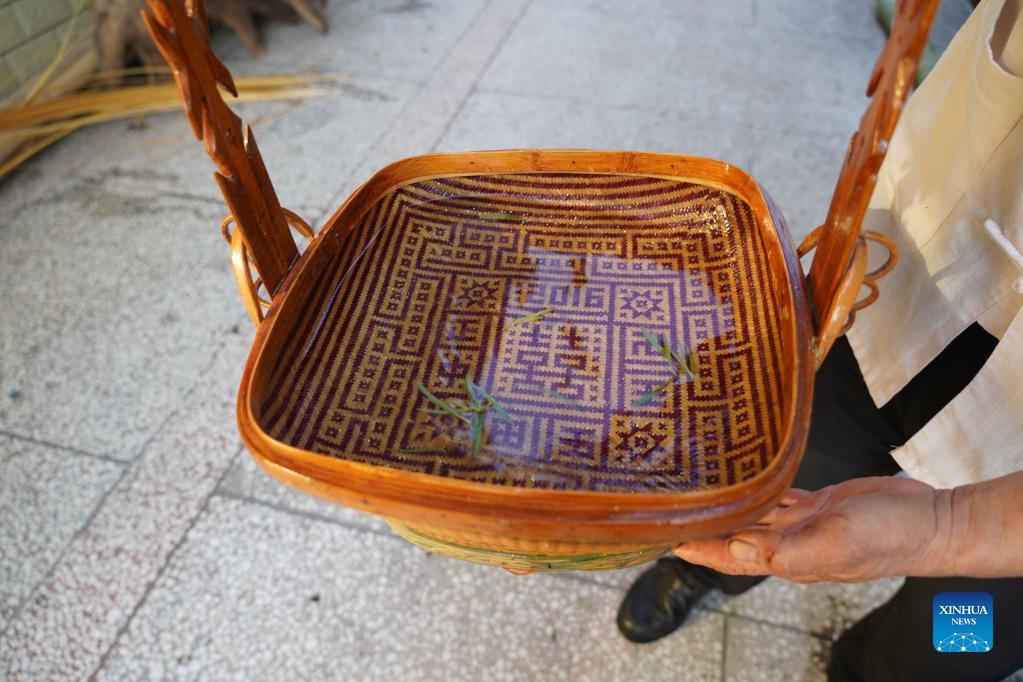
xmin=236 ymin=149 xmax=815 ymax=529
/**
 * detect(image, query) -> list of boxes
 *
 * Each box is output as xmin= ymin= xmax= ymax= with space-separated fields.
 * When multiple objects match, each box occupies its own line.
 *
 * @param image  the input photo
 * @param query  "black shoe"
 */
xmin=616 ymin=557 xmax=710 ymax=643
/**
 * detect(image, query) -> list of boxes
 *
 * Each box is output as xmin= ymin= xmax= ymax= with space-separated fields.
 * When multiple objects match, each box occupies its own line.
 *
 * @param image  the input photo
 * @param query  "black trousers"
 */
xmin=690 ymin=325 xmax=1023 ymax=681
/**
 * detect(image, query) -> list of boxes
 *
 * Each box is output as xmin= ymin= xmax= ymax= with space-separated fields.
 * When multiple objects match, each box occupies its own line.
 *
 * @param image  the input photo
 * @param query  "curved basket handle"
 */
xmin=805 ymin=0 xmax=938 ymax=362
xmin=222 ymin=208 xmax=314 ymax=326
xmin=800 ymin=228 xmax=899 ymax=367
xmin=142 ymin=0 xmax=298 ymax=295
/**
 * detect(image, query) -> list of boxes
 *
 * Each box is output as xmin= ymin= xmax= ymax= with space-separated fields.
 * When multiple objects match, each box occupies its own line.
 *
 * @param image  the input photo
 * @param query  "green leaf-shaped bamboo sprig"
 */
xmin=412 ymin=375 xmax=513 ymax=455
xmin=531 ymin=385 xmax=581 ymax=406
xmin=479 ymin=212 xmax=523 ymax=222
xmin=633 ymin=329 xmax=698 ymax=406
xmin=511 ymin=306 xmax=555 ymax=326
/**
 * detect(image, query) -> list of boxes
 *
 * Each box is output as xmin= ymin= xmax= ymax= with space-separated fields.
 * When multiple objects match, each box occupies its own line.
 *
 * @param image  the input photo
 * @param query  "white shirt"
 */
xmin=846 ymin=0 xmax=1023 ymax=488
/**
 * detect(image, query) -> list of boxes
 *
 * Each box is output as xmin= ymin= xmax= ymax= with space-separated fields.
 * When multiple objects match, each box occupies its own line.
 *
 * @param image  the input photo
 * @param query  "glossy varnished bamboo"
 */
xmin=143 ymin=0 xmax=298 ymax=292
xmin=805 ymin=0 xmax=938 ymax=360
xmin=237 ymin=150 xmax=816 ymax=554
xmin=144 ymin=0 xmax=938 ymax=569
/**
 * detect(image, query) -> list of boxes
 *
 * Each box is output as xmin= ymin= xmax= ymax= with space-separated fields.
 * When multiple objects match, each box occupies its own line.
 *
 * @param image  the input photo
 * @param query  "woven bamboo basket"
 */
xmin=143 ymin=0 xmax=937 ymax=572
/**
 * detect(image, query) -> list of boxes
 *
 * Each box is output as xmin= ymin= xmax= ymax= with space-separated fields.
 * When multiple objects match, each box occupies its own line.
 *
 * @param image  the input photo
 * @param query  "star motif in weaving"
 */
xmin=614 ymin=422 xmax=668 ymax=463
xmin=620 ymin=289 xmax=664 ymax=319
xmin=454 ymin=279 xmax=500 ymax=308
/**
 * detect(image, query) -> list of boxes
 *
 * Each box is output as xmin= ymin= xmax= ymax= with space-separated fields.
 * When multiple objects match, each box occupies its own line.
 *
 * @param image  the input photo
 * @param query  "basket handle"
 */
xmin=799 ymin=228 xmax=899 ymax=367
xmin=221 ymin=208 xmax=315 ymax=325
xmin=803 ymin=0 xmax=938 ymax=365
xmin=142 ymin=0 xmax=300 ymax=298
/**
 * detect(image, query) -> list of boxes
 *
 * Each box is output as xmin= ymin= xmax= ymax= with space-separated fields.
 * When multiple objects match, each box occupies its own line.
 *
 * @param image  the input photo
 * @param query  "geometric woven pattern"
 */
xmin=259 ymin=173 xmax=788 ymax=493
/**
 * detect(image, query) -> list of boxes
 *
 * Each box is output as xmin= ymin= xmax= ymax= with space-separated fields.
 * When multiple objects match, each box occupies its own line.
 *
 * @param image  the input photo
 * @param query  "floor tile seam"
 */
xmin=0 ymin=453 xmax=133 ymax=642
xmin=467 ymin=85 xmax=857 ymax=142
xmin=428 ymin=0 xmax=535 ymax=153
xmin=708 ymin=607 xmax=832 ymax=642
xmin=720 ymin=613 xmax=729 ymax=681
xmin=311 ymin=1 xmax=495 ymax=227
xmin=211 ymin=488 xmax=398 ymax=540
xmin=0 ymin=429 xmax=128 ymax=464
xmin=0 ymin=340 xmax=228 ymax=643
xmin=530 ymin=0 xmax=882 ymax=48
xmin=86 ymin=445 xmax=245 ymax=682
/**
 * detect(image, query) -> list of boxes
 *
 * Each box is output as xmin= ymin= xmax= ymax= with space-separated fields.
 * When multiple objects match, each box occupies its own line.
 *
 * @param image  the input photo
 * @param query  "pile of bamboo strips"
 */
xmin=0 ymin=0 xmax=342 ymax=180
xmin=0 ymin=70 xmax=343 ymax=178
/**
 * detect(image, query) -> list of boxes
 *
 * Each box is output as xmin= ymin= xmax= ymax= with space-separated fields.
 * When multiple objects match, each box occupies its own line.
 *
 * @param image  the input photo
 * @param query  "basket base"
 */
xmin=388 ymin=522 xmax=669 ymax=572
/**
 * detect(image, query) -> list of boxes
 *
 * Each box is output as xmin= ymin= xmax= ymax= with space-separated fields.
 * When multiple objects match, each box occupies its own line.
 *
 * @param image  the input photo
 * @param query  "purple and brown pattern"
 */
xmin=257 ymin=173 xmax=788 ymax=493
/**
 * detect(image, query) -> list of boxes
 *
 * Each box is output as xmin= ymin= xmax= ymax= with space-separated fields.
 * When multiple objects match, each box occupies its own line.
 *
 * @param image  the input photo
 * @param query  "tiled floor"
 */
xmin=0 ymin=1 xmax=995 ymax=680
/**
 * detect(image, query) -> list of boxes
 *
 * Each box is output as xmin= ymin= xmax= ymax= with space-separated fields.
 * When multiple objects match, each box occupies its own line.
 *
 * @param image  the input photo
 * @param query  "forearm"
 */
xmin=926 ymin=469 xmax=1023 ymax=577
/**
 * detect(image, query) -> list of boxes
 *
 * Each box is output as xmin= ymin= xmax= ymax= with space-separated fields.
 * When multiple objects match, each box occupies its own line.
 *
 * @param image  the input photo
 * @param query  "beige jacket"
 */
xmin=846 ymin=0 xmax=1023 ymax=488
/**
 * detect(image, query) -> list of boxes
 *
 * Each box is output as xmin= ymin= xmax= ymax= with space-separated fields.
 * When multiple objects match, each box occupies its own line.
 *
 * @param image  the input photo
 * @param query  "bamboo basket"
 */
xmin=143 ymin=0 xmax=937 ymax=571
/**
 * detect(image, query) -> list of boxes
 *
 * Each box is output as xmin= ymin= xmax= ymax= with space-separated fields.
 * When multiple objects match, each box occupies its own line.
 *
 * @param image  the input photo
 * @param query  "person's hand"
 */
xmin=674 ymin=476 xmax=950 ymax=583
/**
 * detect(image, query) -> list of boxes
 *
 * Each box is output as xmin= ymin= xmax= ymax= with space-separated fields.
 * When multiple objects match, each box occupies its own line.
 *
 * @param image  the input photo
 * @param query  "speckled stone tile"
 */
xmin=218 ymin=454 xmax=390 ymax=533
xmin=564 ymin=563 xmax=652 ymax=592
xmin=434 ymin=90 xmax=756 ymax=165
xmin=0 ymin=163 xmax=59 ymax=208
xmin=0 ymin=175 xmax=248 ymax=460
xmin=320 ymin=0 xmax=532 ymax=216
xmin=746 ymin=130 xmax=850 ymax=244
xmin=96 ymin=496 xmax=725 ymax=682
xmin=724 ymin=617 xmax=829 ymax=682
xmin=213 ymin=0 xmax=490 ymax=84
xmin=18 ymin=76 xmax=420 ymax=221
xmin=251 ymin=81 xmax=420 ymax=218
xmin=752 ymin=0 xmax=885 ymax=45
xmin=0 ymin=435 xmax=123 ymax=630
xmin=477 ymin=0 xmax=882 ymax=138
xmin=220 ymin=454 xmax=659 ymax=592
xmin=716 ymin=576 xmax=904 ymax=641
xmin=0 ymin=342 xmax=246 ymax=681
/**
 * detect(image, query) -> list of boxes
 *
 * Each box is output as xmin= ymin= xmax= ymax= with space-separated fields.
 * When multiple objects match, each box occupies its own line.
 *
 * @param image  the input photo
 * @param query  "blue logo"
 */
xmin=933 ymin=592 xmax=993 ymax=652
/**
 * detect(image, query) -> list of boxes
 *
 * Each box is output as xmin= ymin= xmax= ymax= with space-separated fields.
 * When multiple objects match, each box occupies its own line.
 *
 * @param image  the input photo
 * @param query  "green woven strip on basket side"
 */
xmin=388 ymin=521 xmax=669 ymax=572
